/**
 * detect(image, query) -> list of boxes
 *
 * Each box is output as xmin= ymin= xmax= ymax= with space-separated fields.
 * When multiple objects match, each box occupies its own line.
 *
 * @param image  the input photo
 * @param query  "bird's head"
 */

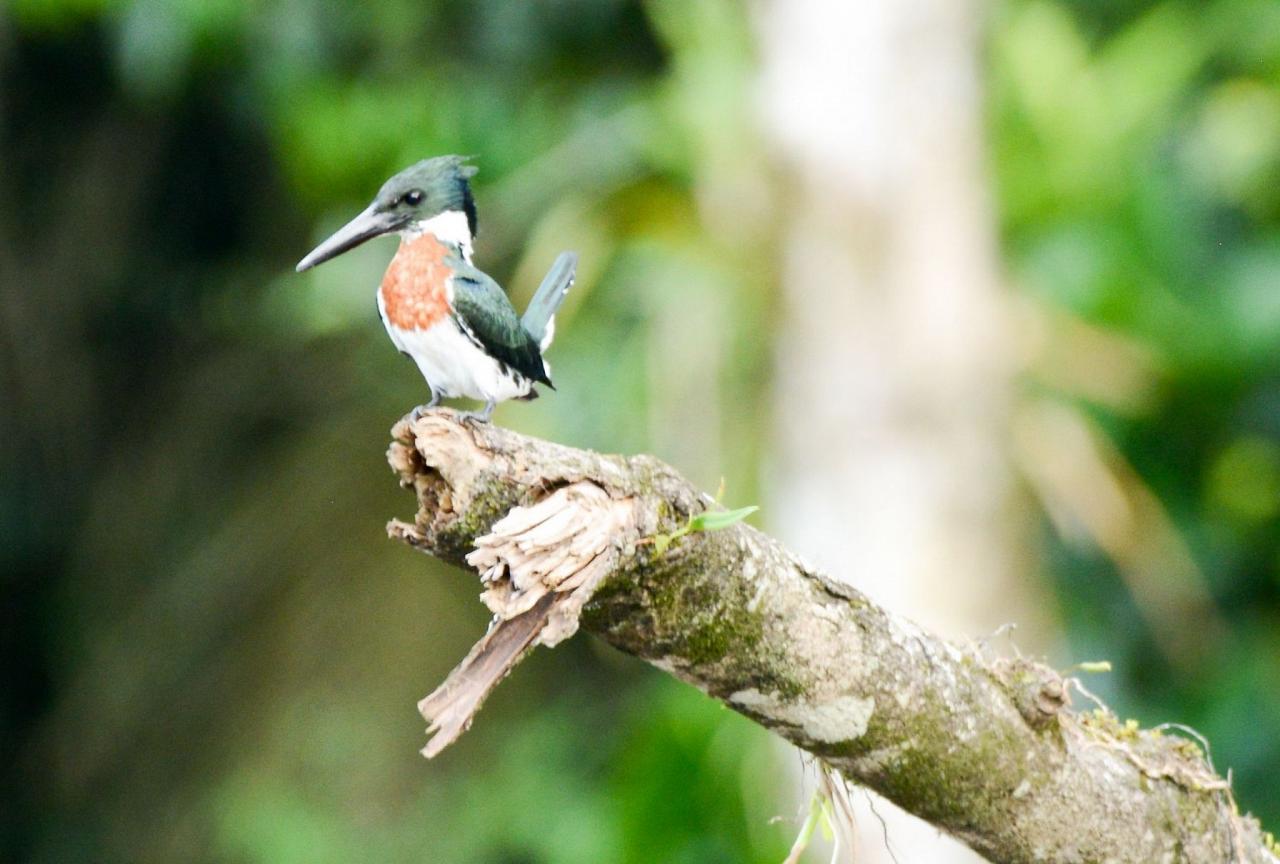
xmin=296 ymin=155 xmax=478 ymax=272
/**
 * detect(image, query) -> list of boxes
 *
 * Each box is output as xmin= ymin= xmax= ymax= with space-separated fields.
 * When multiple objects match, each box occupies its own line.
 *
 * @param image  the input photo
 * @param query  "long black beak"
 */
xmin=296 ymin=204 xmax=402 ymax=272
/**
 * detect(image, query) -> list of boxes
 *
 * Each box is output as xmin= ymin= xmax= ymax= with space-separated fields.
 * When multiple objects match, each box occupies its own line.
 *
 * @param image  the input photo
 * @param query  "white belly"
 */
xmin=382 ymin=312 xmax=531 ymax=404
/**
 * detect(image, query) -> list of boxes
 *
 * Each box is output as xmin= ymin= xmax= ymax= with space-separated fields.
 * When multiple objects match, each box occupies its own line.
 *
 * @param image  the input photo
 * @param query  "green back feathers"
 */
xmin=448 ymin=256 xmax=551 ymax=386
xmin=447 ymin=250 xmax=578 ymax=386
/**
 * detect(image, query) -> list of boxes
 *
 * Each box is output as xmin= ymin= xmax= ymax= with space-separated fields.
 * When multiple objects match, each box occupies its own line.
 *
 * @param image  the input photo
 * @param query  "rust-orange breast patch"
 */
xmin=379 ymin=234 xmax=453 ymax=331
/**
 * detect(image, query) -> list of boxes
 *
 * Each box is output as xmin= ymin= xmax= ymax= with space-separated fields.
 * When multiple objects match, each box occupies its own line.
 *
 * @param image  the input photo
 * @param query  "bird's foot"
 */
xmin=455 ymin=401 xmax=496 ymax=425
xmin=409 ymin=394 xmax=442 ymax=422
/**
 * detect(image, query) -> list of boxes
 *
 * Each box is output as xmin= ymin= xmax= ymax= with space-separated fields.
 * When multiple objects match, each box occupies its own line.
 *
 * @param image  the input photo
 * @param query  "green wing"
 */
xmin=449 ymin=257 xmax=551 ymax=386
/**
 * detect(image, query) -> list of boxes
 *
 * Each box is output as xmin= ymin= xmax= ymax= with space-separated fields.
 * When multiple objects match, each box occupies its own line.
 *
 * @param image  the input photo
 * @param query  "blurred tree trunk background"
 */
xmin=757 ymin=0 xmax=1044 ymax=859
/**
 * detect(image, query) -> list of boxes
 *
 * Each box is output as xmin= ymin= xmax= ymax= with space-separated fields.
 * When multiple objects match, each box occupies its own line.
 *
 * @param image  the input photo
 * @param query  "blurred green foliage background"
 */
xmin=2 ymin=0 xmax=1278 ymax=862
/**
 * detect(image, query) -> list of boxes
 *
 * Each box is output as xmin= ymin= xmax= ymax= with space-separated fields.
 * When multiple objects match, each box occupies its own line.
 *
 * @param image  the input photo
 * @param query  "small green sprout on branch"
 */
xmin=643 ymin=486 xmax=759 ymax=557
xmin=648 ymin=505 xmax=759 ymax=555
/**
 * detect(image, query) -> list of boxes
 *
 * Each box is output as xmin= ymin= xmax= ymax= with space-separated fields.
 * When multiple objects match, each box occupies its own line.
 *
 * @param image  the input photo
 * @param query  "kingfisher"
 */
xmin=296 ymin=156 xmax=577 ymax=422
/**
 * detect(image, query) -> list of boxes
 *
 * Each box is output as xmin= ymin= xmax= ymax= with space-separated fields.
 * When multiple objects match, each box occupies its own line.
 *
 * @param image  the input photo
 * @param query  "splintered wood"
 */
xmin=417 ymin=481 xmax=635 ymax=758
xmin=469 ymin=483 xmax=635 ymax=647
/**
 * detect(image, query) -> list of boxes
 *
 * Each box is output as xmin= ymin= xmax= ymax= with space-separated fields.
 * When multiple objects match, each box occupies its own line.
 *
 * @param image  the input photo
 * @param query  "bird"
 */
xmin=296 ymin=155 xmax=577 ymax=422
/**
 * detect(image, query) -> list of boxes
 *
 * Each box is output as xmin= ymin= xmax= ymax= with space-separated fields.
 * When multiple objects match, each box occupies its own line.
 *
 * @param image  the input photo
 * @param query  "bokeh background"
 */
xmin=4 ymin=0 xmax=1279 ymax=862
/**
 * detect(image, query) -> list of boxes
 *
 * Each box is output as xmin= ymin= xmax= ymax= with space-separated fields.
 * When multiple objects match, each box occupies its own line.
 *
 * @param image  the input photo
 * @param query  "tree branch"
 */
xmin=386 ymin=410 xmax=1278 ymax=864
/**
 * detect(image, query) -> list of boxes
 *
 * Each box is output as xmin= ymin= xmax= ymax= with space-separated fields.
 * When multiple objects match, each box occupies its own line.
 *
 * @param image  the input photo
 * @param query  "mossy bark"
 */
xmin=388 ymin=410 xmax=1278 ymax=864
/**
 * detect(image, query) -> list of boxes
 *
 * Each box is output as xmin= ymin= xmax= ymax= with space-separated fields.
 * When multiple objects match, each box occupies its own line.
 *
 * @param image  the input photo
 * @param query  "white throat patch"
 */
xmin=402 ymin=210 xmax=474 ymax=261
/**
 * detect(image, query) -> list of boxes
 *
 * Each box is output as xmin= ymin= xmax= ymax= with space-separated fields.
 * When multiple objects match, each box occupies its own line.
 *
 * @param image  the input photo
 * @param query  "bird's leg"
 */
xmin=457 ymin=400 xmax=496 ymax=424
xmin=410 ymin=389 xmax=442 ymax=421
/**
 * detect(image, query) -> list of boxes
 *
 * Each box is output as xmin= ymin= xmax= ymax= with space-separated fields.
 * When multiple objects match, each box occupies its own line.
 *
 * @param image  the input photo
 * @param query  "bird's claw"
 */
xmin=409 ymin=396 xmax=441 ymax=422
xmin=455 ymin=401 xmax=496 ymax=425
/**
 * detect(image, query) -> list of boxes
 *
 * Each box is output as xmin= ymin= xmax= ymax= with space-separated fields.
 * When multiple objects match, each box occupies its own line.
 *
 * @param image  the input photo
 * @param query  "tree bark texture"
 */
xmin=387 ymin=411 xmax=1277 ymax=864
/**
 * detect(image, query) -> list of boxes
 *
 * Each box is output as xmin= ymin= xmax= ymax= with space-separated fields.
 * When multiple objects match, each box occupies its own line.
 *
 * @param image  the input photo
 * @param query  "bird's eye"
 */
xmin=403 ymin=189 xmax=424 ymax=206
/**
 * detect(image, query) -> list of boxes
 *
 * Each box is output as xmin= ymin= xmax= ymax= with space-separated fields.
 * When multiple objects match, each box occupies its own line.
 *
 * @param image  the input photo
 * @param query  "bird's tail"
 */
xmin=521 ymin=251 xmax=577 ymax=352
